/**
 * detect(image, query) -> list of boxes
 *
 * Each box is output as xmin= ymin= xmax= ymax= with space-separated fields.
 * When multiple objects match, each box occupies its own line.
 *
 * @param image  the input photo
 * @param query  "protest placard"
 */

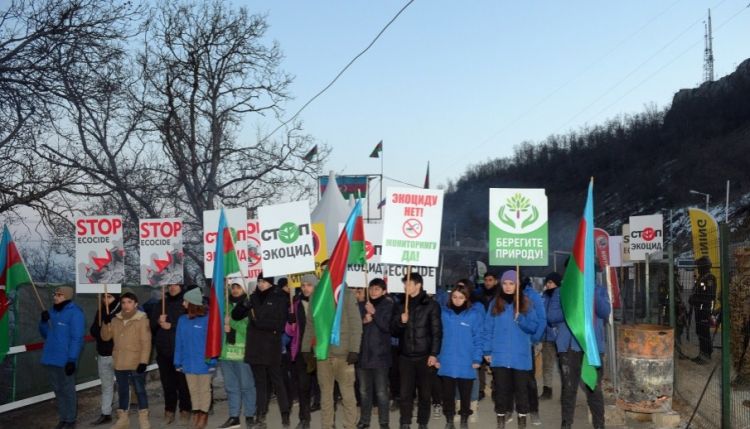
xmin=75 ymin=215 xmax=124 ymax=293
xmin=139 ymin=218 xmax=183 ymax=286
xmin=489 ymin=188 xmax=548 ymax=266
xmin=258 ymin=200 xmax=315 ymax=277
xmin=380 ymin=188 xmax=443 ymax=267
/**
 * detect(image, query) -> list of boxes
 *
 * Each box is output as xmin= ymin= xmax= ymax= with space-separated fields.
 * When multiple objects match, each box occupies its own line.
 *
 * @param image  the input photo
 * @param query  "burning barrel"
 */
xmin=616 ymin=324 xmax=674 ymax=413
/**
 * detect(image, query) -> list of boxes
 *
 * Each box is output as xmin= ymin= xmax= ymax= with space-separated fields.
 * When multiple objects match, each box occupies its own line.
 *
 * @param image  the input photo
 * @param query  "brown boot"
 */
xmin=138 ymin=409 xmax=151 ymax=429
xmin=196 ymin=411 xmax=209 ymax=429
xmin=189 ymin=411 xmax=198 ymax=429
xmin=111 ymin=409 xmax=129 ymax=429
xmin=179 ymin=410 xmax=191 ymax=426
xmin=163 ymin=410 xmax=175 ymax=425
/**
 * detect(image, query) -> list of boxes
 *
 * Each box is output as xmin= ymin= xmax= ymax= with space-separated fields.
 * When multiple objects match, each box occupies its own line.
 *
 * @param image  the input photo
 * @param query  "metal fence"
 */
xmin=615 ymin=225 xmax=750 ymax=428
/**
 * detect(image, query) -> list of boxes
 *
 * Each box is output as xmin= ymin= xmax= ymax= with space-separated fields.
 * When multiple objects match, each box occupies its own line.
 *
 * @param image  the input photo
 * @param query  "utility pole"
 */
xmin=703 ymin=9 xmax=715 ymax=83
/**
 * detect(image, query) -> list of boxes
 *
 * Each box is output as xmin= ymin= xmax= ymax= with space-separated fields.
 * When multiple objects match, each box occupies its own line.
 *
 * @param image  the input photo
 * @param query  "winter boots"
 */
xmin=459 ymin=415 xmax=469 ymax=429
xmin=539 ymin=386 xmax=553 ymax=400
xmin=163 ymin=410 xmax=175 ymax=425
xmin=111 ymin=409 xmax=129 ymax=429
xmin=138 ymin=409 xmax=151 ymax=429
xmin=517 ymin=414 xmax=527 ymax=428
xmin=496 ymin=414 xmax=506 ymax=429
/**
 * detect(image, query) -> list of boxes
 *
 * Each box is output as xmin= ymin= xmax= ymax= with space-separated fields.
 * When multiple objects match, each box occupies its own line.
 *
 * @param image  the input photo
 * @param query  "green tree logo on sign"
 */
xmin=279 ymin=222 xmax=300 ymax=244
xmin=498 ymin=193 xmax=539 ymax=231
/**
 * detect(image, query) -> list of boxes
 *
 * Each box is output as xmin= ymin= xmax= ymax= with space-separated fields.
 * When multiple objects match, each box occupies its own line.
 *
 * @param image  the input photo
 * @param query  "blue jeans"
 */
xmin=47 ymin=365 xmax=77 ymax=423
xmin=115 ymin=370 xmax=148 ymax=410
xmin=97 ymin=355 xmax=115 ymax=415
xmin=357 ymin=367 xmax=390 ymax=426
xmin=220 ymin=360 xmax=256 ymax=417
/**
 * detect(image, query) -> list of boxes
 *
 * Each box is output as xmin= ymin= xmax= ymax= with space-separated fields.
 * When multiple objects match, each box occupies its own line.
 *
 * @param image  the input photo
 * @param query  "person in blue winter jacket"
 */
xmin=39 ymin=286 xmax=85 ymax=429
xmin=483 ymin=270 xmax=538 ymax=429
xmin=436 ymin=284 xmax=484 ymax=429
xmin=174 ymin=287 xmax=216 ymax=429
xmin=538 ymin=272 xmax=562 ymax=401
xmin=547 ymin=278 xmax=611 ymax=429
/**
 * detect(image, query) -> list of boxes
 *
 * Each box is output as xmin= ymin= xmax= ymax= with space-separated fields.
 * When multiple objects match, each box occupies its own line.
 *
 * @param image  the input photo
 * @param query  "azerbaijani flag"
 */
xmin=312 ymin=200 xmax=365 ymax=359
xmin=0 ymin=226 xmax=32 ymax=362
xmin=205 ymin=209 xmax=242 ymax=359
xmin=559 ymin=179 xmax=601 ymax=390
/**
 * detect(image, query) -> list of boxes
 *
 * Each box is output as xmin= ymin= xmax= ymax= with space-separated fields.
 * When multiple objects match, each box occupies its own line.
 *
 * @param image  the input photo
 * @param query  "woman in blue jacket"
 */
xmin=436 ymin=284 xmax=483 ymax=429
xmin=482 ymin=270 xmax=538 ymax=429
xmin=547 ymin=280 xmax=611 ymax=429
xmin=174 ymin=288 xmax=216 ymax=429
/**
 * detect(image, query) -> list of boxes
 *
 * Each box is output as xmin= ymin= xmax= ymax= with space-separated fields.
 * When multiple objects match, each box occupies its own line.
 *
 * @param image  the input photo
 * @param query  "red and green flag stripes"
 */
xmin=312 ymin=200 xmax=364 ymax=360
xmin=0 ymin=226 xmax=32 ymax=362
xmin=560 ymin=179 xmax=601 ymax=390
xmin=206 ymin=209 xmax=242 ymax=360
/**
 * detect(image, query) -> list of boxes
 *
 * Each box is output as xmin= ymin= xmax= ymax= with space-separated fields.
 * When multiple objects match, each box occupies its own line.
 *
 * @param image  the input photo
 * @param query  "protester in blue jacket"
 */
xmin=539 ymin=272 xmax=562 ymax=401
xmin=39 ymin=286 xmax=85 ymax=429
xmin=436 ymin=284 xmax=483 ymax=429
xmin=482 ymin=270 xmax=538 ymax=429
xmin=547 ymin=279 xmax=611 ymax=429
xmin=174 ymin=288 xmax=216 ymax=429
xmin=523 ymin=279 xmax=546 ymax=426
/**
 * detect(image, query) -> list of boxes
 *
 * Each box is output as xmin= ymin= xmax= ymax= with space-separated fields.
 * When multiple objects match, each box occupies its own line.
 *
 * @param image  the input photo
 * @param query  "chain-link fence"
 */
xmin=614 ymin=224 xmax=750 ymax=428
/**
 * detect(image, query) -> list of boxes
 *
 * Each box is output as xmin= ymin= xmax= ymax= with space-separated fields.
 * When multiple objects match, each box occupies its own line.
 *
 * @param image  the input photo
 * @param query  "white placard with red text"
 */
xmin=380 ymin=188 xmax=444 ymax=267
xmin=75 ymin=215 xmax=124 ymax=293
xmin=203 ymin=208 xmax=249 ymax=279
xmin=139 ymin=218 xmax=184 ymax=286
xmin=246 ymin=219 xmax=263 ymax=281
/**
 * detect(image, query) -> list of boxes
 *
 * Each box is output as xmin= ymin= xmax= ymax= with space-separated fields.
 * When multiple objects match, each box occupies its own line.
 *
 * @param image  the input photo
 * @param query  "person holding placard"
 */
xmin=217 ymin=283 xmax=257 ymax=429
xmin=89 ymin=292 xmax=121 ymax=425
xmin=232 ymin=273 xmax=291 ymax=428
xmin=148 ymin=283 xmax=192 ymax=425
xmin=174 ymin=287 xmax=216 ymax=429
xmin=101 ymin=291 xmax=152 ymax=429
xmin=390 ymin=272 xmax=443 ymax=429
xmin=39 ymin=286 xmax=86 ymax=429
xmin=435 ymin=284 xmax=483 ymax=429
xmin=482 ymin=270 xmax=538 ymax=429
xmin=357 ymin=278 xmax=395 ymax=429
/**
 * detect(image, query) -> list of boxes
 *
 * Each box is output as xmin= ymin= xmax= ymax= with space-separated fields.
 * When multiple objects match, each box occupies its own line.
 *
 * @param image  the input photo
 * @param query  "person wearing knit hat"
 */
xmin=539 ymin=272 xmax=562 ymax=401
xmin=39 ymin=286 xmax=85 ymax=429
xmin=175 ymin=287 xmax=215 ymax=428
xmin=285 ymin=273 xmax=319 ymax=428
xmin=483 ymin=270 xmax=539 ymax=429
xmin=89 ymin=292 xmax=122 ymax=425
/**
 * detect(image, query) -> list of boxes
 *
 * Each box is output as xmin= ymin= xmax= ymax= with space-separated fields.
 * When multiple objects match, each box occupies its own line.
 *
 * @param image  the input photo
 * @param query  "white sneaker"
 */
xmin=433 ymin=404 xmax=443 ymax=419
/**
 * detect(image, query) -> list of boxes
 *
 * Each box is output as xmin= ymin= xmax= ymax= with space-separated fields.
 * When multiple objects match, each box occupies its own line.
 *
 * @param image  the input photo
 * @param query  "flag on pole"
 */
xmin=311 ymin=200 xmax=364 ymax=359
xmin=0 ymin=226 xmax=32 ymax=362
xmin=369 ymin=141 xmax=383 ymax=158
xmin=303 ymin=145 xmax=318 ymax=162
xmin=559 ymin=179 xmax=601 ymax=390
xmin=423 ymin=161 xmax=430 ymax=189
xmin=205 ymin=209 xmax=242 ymax=359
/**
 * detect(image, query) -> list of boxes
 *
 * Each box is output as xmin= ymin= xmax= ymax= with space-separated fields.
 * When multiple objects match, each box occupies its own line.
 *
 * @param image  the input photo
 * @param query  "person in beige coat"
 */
xmin=101 ymin=291 xmax=152 ymax=429
xmin=316 ymin=286 xmax=363 ymax=429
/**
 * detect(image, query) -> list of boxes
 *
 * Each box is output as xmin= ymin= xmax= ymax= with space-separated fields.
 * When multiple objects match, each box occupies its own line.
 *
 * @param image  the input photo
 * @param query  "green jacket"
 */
xmin=221 ymin=302 xmax=248 ymax=361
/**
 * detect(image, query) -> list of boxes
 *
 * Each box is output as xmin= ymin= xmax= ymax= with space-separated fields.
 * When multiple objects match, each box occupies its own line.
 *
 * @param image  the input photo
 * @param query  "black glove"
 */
xmin=64 ymin=362 xmax=76 ymax=376
xmin=226 ymin=329 xmax=236 ymax=345
xmin=41 ymin=310 xmax=50 ymax=322
xmin=102 ymin=312 xmax=113 ymax=324
xmin=287 ymin=312 xmax=296 ymax=324
xmin=136 ymin=363 xmax=147 ymax=374
xmin=346 ymin=352 xmax=359 ymax=365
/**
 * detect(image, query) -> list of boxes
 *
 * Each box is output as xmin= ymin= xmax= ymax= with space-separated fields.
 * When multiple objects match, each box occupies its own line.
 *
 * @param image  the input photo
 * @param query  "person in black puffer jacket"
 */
xmin=232 ymin=273 xmax=291 ymax=428
xmin=148 ymin=283 xmax=191 ymax=425
xmin=391 ymin=272 xmax=442 ymax=429
xmin=89 ymin=292 xmax=121 ymax=425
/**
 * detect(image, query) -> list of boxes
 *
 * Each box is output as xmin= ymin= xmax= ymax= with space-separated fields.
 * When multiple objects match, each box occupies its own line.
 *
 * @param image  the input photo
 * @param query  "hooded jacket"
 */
xmin=232 ymin=285 xmax=288 ymax=366
xmin=391 ymin=290 xmax=442 ymax=358
xmin=101 ymin=309 xmax=151 ymax=370
xmin=437 ymin=303 xmax=484 ymax=379
xmin=89 ymin=295 xmax=121 ymax=356
xmin=39 ymin=300 xmax=86 ymax=368
xmin=525 ymin=285 xmax=547 ymax=344
xmin=174 ymin=313 xmax=216 ymax=374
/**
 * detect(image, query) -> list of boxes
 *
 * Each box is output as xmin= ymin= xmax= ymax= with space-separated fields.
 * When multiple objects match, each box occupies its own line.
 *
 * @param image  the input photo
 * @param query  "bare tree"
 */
xmin=0 ymin=0 xmax=141 ymax=219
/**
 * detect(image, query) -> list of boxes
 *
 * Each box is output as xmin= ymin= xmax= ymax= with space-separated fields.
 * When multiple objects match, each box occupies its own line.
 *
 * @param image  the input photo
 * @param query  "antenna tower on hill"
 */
xmin=703 ymin=9 xmax=715 ymax=83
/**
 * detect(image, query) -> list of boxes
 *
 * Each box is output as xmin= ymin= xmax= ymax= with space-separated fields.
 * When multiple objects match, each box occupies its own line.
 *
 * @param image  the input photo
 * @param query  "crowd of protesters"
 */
xmin=39 ymin=266 xmax=616 ymax=429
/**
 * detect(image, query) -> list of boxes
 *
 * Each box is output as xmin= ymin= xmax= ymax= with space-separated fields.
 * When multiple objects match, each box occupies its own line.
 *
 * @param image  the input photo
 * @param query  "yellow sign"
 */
xmin=688 ymin=208 xmax=721 ymax=309
xmin=287 ymin=223 xmax=328 ymax=288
